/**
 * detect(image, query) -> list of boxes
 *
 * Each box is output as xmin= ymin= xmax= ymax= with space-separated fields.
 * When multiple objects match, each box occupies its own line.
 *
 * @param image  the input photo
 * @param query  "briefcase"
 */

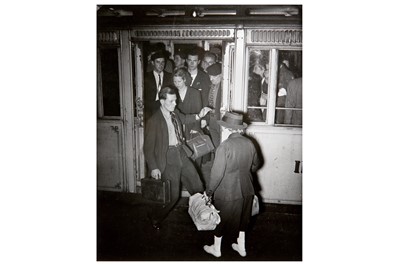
xmin=186 ymin=133 xmax=215 ymax=160
xmin=141 ymin=178 xmax=171 ymax=204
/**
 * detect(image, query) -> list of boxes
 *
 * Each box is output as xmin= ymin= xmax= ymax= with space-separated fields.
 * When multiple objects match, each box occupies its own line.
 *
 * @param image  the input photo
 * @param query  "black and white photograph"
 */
xmin=2 ymin=1 xmax=400 ymax=265
xmin=96 ymin=4 xmax=302 ymax=261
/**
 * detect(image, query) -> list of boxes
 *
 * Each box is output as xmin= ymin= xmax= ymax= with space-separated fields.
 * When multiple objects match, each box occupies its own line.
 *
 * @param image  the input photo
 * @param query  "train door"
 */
xmin=130 ymin=27 xmax=236 ymax=191
xmin=97 ymin=30 xmax=136 ymax=192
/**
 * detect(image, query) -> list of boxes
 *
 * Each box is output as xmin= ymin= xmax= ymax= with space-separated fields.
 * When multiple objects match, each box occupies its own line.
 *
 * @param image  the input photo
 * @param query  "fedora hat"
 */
xmin=217 ymin=112 xmax=247 ymax=129
xmin=151 ymin=50 xmax=167 ymax=61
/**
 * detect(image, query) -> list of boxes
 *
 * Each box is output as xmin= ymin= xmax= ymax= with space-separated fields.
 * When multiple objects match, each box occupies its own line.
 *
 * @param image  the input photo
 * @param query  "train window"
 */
xmin=247 ymin=48 xmax=270 ymax=122
xmin=97 ymin=47 xmax=121 ymax=117
xmin=276 ymin=50 xmax=302 ymax=126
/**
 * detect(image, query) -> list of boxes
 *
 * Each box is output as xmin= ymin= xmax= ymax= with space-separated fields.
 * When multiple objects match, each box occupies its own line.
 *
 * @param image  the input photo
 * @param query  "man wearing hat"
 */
xmin=203 ymin=112 xmax=261 ymax=258
xmin=144 ymin=50 xmax=174 ymax=122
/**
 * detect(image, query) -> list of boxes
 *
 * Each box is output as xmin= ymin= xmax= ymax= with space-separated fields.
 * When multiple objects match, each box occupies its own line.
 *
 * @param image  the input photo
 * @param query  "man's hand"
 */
xmin=201 ymin=119 xmax=207 ymax=128
xmin=151 ymin=169 xmax=161 ymax=179
xmin=202 ymin=191 xmax=212 ymax=206
xmin=199 ymin=107 xmax=212 ymax=118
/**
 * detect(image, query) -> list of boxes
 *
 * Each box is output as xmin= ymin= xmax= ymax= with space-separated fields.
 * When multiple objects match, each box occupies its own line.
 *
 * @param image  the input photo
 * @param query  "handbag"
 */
xmin=252 ymin=195 xmax=260 ymax=216
xmin=186 ymin=132 xmax=215 ymax=160
xmin=141 ymin=177 xmax=171 ymax=204
xmin=188 ymin=193 xmax=221 ymax=231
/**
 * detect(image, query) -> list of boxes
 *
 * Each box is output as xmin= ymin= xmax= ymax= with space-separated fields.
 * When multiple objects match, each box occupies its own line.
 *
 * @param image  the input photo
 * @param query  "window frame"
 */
xmin=97 ymin=45 xmax=123 ymax=120
xmin=244 ymin=45 xmax=302 ymax=127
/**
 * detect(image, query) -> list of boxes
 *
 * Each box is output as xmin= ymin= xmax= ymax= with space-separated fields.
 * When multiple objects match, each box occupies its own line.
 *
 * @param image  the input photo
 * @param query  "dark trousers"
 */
xmin=152 ymin=146 xmax=204 ymax=224
xmin=213 ymin=196 xmax=253 ymax=238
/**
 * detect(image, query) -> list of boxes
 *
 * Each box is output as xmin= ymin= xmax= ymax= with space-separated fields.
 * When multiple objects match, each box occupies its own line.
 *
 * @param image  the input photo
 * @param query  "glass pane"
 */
xmin=276 ymin=50 xmax=302 ymax=126
xmin=247 ymin=48 xmax=270 ymax=122
xmin=100 ymin=48 xmax=121 ymax=117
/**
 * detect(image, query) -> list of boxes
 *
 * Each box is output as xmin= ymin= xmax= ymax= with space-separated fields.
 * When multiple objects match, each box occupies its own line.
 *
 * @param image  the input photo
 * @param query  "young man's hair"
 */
xmin=158 ymin=86 xmax=177 ymax=100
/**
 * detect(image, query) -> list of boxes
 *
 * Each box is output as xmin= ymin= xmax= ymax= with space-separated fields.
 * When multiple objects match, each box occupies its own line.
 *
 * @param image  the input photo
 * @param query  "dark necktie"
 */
xmin=170 ymin=112 xmax=184 ymax=144
xmin=158 ymin=73 xmax=162 ymax=91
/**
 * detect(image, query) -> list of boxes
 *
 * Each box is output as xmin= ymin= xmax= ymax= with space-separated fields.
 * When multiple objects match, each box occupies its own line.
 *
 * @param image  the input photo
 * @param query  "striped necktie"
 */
xmin=158 ymin=73 xmax=162 ymax=91
xmin=155 ymin=73 xmax=162 ymax=100
xmin=208 ymin=85 xmax=216 ymax=108
xmin=170 ymin=112 xmax=184 ymax=144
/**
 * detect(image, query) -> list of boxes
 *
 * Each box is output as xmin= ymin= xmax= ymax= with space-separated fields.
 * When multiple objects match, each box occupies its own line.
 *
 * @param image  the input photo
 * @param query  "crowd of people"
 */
xmin=143 ymin=45 xmax=261 ymax=258
xmin=142 ymin=45 xmax=301 ymax=258
xmin=247 ymin=56 xmax=302 ymax=125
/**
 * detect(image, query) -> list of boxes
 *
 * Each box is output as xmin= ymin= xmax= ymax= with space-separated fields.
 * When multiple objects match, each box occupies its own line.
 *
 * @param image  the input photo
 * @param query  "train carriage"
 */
xmin=97 ymin=5 xmax=302 ymax=205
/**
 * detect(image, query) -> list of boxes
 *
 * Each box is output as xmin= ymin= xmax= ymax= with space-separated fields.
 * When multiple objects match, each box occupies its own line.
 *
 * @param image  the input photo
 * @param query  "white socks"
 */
xmin=203 ymin=236 xmax=222 ymax=257
xmin=204 ymin=232 xmax=247 ymax=258
xmin=232 ymin=231 xmax=247 ymax=257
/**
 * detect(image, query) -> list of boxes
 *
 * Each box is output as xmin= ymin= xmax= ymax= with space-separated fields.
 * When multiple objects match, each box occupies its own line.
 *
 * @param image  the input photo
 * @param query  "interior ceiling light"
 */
xmin=248 ymin=7 xmax=299 ymax=16
xmin=145 ymin=10 xmax=186 ymax=17
xmin=196 ymin=9 xmax=237 ymax=17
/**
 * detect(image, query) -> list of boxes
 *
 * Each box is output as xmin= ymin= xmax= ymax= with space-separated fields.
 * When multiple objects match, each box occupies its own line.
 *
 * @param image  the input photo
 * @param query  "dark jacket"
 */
xmin=188 ymin=69 xmax=211 ymax=108
xmin=207 ymin=133 xmax=260 ymax=201
xmin=176 ymin=87 xmax=203 ymax=139
xmin=143 ymin=71 xmax=173 ymax=120
xmin=144 ymin=108 xmax=196 ymax=173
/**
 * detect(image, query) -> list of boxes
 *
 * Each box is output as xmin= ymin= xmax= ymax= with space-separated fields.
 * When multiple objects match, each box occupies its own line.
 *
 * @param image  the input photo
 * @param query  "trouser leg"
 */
xmin=151 ymin=147 xmax=182 ymax=223
xmin=180 ymin=148 xmax=204 ymax=195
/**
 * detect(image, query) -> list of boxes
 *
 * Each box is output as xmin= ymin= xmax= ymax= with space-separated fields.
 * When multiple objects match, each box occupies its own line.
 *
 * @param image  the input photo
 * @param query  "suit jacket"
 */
xmin=207 ymin=133 xmax=260 ymax=201
xmin=144 ymin=71 xmax=173 ymax=121
xmin=176 ymin=87 xmax=203 ymax=139
xmin=144 ymin=108 xmax=197 ymax=173
xmin=284 ymin=77 xmax=302 ymax=125
xmin=188 ymin=69 xmax=211 ymax=108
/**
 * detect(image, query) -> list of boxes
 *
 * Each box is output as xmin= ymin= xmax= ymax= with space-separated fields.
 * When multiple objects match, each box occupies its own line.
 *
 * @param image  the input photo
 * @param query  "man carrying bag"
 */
xmin=144 ymin=86 xmax=211 ymax=230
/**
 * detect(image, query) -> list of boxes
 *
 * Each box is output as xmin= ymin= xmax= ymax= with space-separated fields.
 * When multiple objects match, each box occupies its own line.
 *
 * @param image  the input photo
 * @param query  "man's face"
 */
xmin=152 ymin=58 xmax=165 ymax=73
xmin=160 ymin=93 xmax=177 ymax=112
xmin=186 ymin=55 xmax=200 ymax=71
xmin=174 ymin=55 xmax=185 ymax=68
xmin=202 ymin=56 xmax=215 ymax=70
xmin=253 ymin=64 xmax=265 ymax=78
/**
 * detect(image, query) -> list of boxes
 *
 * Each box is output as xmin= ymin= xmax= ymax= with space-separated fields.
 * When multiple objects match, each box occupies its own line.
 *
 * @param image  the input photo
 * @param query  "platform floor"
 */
xmin=97 ymin=191 xmax=302 ymax=261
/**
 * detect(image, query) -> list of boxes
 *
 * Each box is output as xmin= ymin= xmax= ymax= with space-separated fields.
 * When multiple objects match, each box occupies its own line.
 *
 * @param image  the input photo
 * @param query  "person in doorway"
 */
xmin=186 ymin=48 xmax=211 ymax=107
xmin=173 ymin=68 xmax=203 ymax=140
xmin=204 ymin=62 xmax=223 ymax=148
xmin=174 ymin=49 xmax=187 ymax=71
xmin=203 ymin=112 xmax=260 ymax=258
xmin=144 ymin=87 xmax=211 ymax=230
xmin=144 ymin=50 xmax=173 ymax=122
xmin=201 ymin=51 xmax=217 ymax=72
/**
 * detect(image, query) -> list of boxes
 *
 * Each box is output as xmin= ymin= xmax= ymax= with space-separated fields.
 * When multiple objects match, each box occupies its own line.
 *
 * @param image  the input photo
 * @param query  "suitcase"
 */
xmin=141 ymin=178 xmax=171 ymax=204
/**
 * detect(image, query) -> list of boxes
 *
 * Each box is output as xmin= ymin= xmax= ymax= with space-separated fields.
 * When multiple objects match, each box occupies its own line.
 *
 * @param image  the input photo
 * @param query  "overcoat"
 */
xmin=207 ymin=133 xmax=260 ymax=201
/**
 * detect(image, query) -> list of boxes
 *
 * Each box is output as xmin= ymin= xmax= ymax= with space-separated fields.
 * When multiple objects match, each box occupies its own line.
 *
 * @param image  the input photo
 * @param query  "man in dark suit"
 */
xmin=276 ymin=60 xmax=295 ymax=124
xmin=203 ymin=112 xmax=261 ymax=258
xmin=144 ymin=51 xmax=173 ymax=122
xmin=186 ymin=49 xmax=211 ymax=108
xmin=144 ymin=87 xmax=211 ymax=230
xmin=284 ymin=77 xmax=302 ymax=125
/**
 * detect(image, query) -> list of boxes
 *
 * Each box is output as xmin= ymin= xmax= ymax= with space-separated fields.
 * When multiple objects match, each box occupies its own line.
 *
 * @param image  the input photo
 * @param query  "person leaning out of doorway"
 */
xmin=202 ymin=111 xmax=261 ymax=258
